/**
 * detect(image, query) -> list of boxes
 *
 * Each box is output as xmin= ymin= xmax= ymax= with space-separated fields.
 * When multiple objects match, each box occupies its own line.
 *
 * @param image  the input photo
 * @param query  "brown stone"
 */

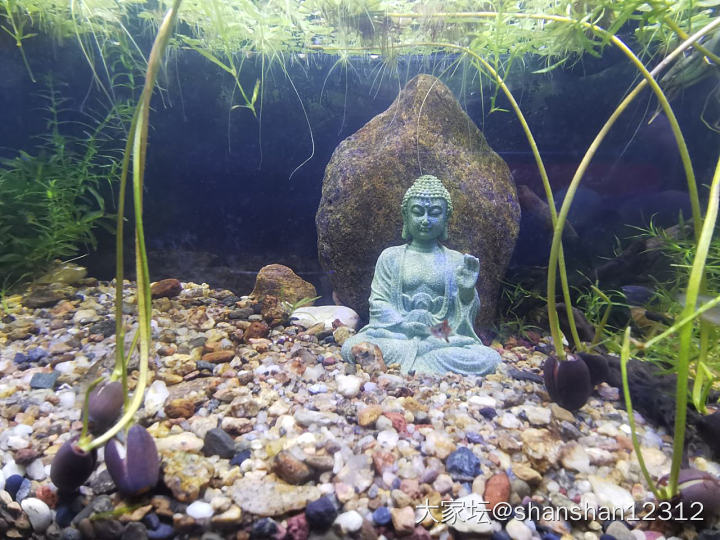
xmin=243 ymin=321 xmax=269 ymax=342
xmin=316 ymin=74 xmax=520 ymax=324
xmin=151 ymin=278 xmax=182 ymax=299
xmin=249 ymin=264 xmax=316 ymax=306
xmin=303 ymin=455 xmax=334 ymax=472
xmin=390 ymin=506 xmax=416 ymax=535
xmin=164 ymin=398 xmax=195 ymax=418
xmin=13 ymin=447 xmax=41 ymax=466
xmin=350 ymin=342 xmax=386 ymax=374
xmin=259 ymin=294 xmax=288 ymax=326
xmin=484 ymin=472 xmax=511 ymax=511
xmin=273 ymin=451 xmax=314 ymax=485
xmin=166 ymin=377 xmax=223 ymax=403
xmin=201 ymin=350 xmax=235 ymax=364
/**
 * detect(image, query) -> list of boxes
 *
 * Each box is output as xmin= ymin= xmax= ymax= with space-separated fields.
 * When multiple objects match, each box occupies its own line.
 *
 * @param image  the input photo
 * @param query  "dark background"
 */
xmin=2 ymin=29 xmax=718 ymax=300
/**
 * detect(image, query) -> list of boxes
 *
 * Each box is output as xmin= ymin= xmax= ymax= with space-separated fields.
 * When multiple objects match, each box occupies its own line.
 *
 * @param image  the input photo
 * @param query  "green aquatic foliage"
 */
xmin=629 ymin=218 xmax=720 ymax=415
xmin=6 ymin=0 xmax=715 ymax=504
xmin=51 ymin=0 xmax=182 ymax=495
xmin=0 ymin=87 xmax=129 ymax=288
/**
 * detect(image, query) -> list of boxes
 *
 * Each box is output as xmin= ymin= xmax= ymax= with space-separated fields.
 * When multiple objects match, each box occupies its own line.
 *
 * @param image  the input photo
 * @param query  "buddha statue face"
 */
xmin=401 ymin=174 xmax=453 ymax=242
xmin=404 ymin=197 xmax=448 ymax=242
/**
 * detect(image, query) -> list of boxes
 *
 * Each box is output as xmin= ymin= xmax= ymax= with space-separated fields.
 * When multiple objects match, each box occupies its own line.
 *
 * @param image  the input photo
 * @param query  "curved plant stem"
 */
xmin=651 ymin=3 xmax=720 ymax=66
xmin=590 ymin=285 xmax=612 ymax=349
xmin=666 ymin=152 xmax=720 ymax=496
xmin=620 ymin=327 xmax=665 ymax=501
xmin=112 ymin=107 xmax=139 ymax=405
xmin=79 ymin=0 xmax=182 ymax=453
xmin=643 ymin=293 xmax=720 ymax=350
xmin=453 ymin=48 xmax=581 ymax=353
xmin=544 ymin=20 xmax=710 ymax=359
xmin=315 ymin=15 xmax=718 ymax=357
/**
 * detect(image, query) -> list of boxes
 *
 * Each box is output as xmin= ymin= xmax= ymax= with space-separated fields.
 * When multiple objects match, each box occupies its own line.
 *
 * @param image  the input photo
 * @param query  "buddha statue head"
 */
xmin=401 ymin=174 xmax=454 ymax=241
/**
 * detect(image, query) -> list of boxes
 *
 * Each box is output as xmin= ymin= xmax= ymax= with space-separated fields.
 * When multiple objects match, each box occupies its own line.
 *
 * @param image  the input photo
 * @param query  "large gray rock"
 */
xmin=316 ymin=74 xmax=520 ymax=325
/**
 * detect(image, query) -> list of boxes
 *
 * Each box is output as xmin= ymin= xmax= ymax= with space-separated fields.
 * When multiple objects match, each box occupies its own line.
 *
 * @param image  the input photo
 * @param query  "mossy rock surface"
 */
xmin=250 ymin=264 xmax=317 ymax=306
xmin=316 ymin=74 xmax=520 ymax=325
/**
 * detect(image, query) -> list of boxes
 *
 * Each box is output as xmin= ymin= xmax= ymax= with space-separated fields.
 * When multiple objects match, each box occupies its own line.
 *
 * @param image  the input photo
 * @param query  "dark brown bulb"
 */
xmin=50 ymin=437 xmax=97 ymax=492
xmin=543 ymin=355 xmax=593 ymax=411
xmin=88 ymin=381 xmax=124 ymax=435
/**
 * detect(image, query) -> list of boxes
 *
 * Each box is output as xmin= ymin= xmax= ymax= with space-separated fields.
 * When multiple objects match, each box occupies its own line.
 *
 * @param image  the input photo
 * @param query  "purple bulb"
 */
xmin=658 ymin=469 xmax=720 ymax=521
xmin=50 ymin=437 xmax=97 ymax=492
xmin=88 ymin=381 xmax=124 ymax=435
xmin=105 ymin=424 xmax=160 ymax=497
xmin=544 ymin=355 xmax=593 ymax=411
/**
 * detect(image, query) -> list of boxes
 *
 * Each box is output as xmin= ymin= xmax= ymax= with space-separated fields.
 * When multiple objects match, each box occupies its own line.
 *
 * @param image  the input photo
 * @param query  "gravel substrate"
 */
xmin=1 ymin=277 xmax=719 ymax=540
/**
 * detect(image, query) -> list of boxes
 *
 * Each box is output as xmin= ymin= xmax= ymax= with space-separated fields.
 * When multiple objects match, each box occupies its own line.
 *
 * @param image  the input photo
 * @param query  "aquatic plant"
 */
xmin=50 ymin=0 xmax=182 ymax=494
xmin=0 ymin=84 xmax=128 ymax=289
xmin=9 ymin=0 xmax=714 ymax=506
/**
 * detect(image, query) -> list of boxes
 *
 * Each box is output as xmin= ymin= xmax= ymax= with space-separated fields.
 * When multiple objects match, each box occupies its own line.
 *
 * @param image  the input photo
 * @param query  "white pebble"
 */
xmin=144 ymin=379 xmax=169 ymax=415
xmin=54 ymin=361 xmax=77 ymax=374
xmin=21 ymin=498 xmax=52 ymax=533
xmin=498 ymin=413 xmax=522 ymax=429
xmin=58 ymin=390 xmax=76 ymax=409
xmin=377 ymin=429 xmax=399 ymax=448
xmin=469 ymin=395 xmax=497 ymax=408
xmin=186 ymin=500 xmax=214 ymax=520
xmin=26 ymin=459 xmax=46 ymax=481
xmin=2 ymin=459 xmax=25 ymax=478
xmin=6 ymin=435 xmax=29 ymax=450
xmin=335 ymin=375 xmax=362 ymax=398
xmin=308 ymin=383 xmax=327 ymax=394
xmin=335 ymin=510 xmax=363 ymax=534
xmin=506 ymin=518 xmax=533 ymax=540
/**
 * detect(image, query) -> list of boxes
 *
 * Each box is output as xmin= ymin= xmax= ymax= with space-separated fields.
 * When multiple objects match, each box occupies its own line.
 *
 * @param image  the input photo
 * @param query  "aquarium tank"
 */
xmin=1 ymin=0 xmax=720 ymax=538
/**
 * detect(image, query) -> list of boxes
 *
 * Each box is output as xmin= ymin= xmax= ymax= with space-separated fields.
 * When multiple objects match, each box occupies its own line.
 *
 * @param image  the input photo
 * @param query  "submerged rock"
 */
xmin=250 ymin=264 xmax=317 ymax=306
xmin=316 ymin=73 xmax=520 ymax=324
xmin=231 ymin=477 xmax=321 ymax=517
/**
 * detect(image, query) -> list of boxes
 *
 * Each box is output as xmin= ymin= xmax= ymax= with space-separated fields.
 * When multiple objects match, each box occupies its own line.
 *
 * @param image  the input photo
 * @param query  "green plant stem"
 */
xmin=666 ymin=152 xmax=720 ymax=497
xmin=545 ymin=21 xmax=709 ymax=359
xmin=693 ymin=324 xmax=711 ymax=413
xmin=590 ymin=285 xmax=613 ymax=349
xmin=652 ymin=5 xmax=720 ymax=66
xmin=643 ymin=292 xmax=720 ymax=349
xmin=620 ymin=327 xmax=665 ymax=501
xmin=112 ymin=107 xmax=140 ymax=406
xmin=79 ymin=0 xmax=182 ymax=453
xmin=2 ymin=0 xmax=36 ymax=82
xmin=314 ymin=14 xmax=718 ymax=358
xmin=381 ymin=9 xmax=705 ymax=235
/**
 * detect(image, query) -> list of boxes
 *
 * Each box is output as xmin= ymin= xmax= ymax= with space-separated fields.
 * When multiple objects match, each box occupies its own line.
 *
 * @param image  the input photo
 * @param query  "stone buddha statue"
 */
xmin=340 ymin=174 xmax=501 ymax=376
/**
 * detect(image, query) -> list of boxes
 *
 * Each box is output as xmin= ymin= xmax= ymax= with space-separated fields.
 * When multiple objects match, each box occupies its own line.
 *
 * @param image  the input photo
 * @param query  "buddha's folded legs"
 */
xmin=411 ymin=345 xmax=501 ymax=376
xmin=342 ymin=331 xmax=500 ymax=376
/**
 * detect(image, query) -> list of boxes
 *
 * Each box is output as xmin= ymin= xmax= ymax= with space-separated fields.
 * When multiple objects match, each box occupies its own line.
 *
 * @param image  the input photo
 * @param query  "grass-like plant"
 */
xmin=620 ymin=153 xmax=719 ymax=501
xmin=5 ymin=0 xmax=715 ymax=508
xmin=50 ymin=0 xmax=182 ymax=496
xmin=0 ymin=84 xmax=128 ymax=289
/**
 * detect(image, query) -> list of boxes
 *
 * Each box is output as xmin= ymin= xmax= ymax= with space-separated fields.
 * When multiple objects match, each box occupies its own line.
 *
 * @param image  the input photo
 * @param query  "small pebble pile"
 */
xmin=0 ymin=276 xmax=719 ymax=540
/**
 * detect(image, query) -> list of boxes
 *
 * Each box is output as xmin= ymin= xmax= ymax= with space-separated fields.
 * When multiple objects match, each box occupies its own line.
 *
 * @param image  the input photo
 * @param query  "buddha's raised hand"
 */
xmin=456 ymin=253 xmax=480 ymax=290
